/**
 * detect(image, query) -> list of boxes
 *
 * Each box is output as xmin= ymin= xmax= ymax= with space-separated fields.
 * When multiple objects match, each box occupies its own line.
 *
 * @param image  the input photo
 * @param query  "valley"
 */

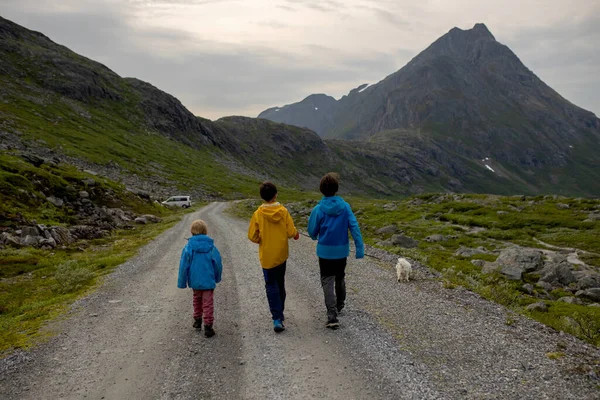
xmin=0 ymin=13 xmax=599 ymax=398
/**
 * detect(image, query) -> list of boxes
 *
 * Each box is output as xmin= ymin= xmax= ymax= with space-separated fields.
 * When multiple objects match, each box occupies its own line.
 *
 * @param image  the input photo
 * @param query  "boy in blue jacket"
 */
xmin=308 ymin=173 xmax=364 ymax=329
xmin=178 ymin=219 xmax=223 ymax=338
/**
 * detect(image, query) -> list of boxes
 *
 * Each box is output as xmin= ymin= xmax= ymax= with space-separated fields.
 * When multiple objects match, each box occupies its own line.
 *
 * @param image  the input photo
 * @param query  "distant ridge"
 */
xmin=258 ymin=23 xmax=600 ymax=196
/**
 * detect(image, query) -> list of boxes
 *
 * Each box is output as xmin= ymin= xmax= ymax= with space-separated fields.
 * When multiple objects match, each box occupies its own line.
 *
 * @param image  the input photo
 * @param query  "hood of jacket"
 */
xmin=187 ymin=234 xmax=214 ymax=253
xmin=319 ymin=196 xmax=345 ymax=216
xmin=258 ymin=202 xmax=286 ymax=222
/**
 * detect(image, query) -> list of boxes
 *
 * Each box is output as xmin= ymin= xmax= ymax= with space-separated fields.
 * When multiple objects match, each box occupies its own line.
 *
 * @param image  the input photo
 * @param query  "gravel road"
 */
xmin=1 ymin=202 xmax=598 ymax=399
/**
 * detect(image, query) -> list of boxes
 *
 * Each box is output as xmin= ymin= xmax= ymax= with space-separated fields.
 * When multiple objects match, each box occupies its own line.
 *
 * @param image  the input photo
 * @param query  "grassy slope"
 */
xmin=0 ymin=76 xmax=259 ymax=197
xmin=229 ymin=193 xmax=600 ymax=346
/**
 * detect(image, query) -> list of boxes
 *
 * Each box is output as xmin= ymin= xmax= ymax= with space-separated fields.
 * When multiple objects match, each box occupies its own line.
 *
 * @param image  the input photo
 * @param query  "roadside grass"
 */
xmin=0 ymin=203 xmax=204 ymax=355
xmin=228 ymin=193 xmax=600 ymax=346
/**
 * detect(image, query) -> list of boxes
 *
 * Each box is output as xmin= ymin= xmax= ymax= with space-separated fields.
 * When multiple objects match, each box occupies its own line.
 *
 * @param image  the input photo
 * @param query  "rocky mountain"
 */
xmin=259 ymin=23 xmax=600 ymax=196
xmin=259 ymin=93 xmax=338 ymax=136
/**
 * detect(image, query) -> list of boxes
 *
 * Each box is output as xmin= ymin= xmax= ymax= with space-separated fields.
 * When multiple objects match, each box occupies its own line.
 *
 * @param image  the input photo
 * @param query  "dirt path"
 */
xmin=1 ymin=202 xmax=598 ymax=399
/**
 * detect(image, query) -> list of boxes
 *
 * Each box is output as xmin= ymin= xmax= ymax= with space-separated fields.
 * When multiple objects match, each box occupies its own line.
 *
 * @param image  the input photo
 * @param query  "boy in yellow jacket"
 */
xmin=248 ymin=181 xmax=299 ymax=333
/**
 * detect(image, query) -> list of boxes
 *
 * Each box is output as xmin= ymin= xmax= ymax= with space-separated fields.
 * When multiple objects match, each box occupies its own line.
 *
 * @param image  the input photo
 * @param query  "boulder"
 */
xmin=69 ymin=225 xmax=107 ymax=240
xmin=46 ymin=196 xmax=64 ymax=207
xmin=108 ymin=208 xmax=134 ymax=222
xmin=526 ymin=302 xmax=548 ymax=312
xmin=586 ymin=213 xmax=600 ymax=221
xmin=556 ymin=203 xmax=570 ymax=210
xmin=135 ymin=217 xmax=147 ymax=224
xmin=51 ymin=227 xmax=73 ymax=245
xmin=390 ymin=234 xmax=419 ymax=248
xmin=522 ymin=284 xmax=534 ymax=295
xmin=573 ymin=271 xmax=600 ymax=290
xmin=21 ymin=235 xmax=40 ymax=247
xmin=425 ymin=234 xmax=447 ymax=243
xmin=82 ymin=178 xmax=96 ymax=186
xmin=495 ymin=247 xmax=544 ymax=274
xmin=454 ymin=246 xmax=491 ymax=257
xmin=79 ymin=191 xmax=90 ymax=199
xmin=471 ymin=259 xmax=486 ymax=267
xmin=535 ymin=281 xmax=554 ymax=292
xmin=576 ymin=288 xmax=600 ymax=302
xmin=485 ymin=247 xmax=544 ymax=280
xmin=1 ymin=233 xmax=23 ymax=248
xmin=20 ymin=226 xmax=40 ymax=237
xmin=557 ymin=296 xmax=584 ymax=305
xmin=376 ymin=225 xmax=398 ymax=235
xmin=141 ymin=214 xmax=161 ymax=223
xmin=42 ymin=229 xmax=52 ymax=240
xmin=498 ymin=264 xmax=525 ymax=281
xmin=538 ymin=262 xmax=576 ymax=286
xmin=39 ymin=237 xmax=57 ymax=249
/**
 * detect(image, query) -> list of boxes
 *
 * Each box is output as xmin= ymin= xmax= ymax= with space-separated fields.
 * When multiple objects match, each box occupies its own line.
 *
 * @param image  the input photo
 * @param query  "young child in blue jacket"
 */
xmin=308 ymin=173 xmax=364 ymax=329
xmin=178 ymin=219 xmax=223 ymax=338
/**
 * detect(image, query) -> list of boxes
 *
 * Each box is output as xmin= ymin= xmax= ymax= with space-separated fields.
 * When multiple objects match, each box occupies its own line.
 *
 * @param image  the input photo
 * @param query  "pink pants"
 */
xmin=192 ymin=289 xmax=214 ymax=326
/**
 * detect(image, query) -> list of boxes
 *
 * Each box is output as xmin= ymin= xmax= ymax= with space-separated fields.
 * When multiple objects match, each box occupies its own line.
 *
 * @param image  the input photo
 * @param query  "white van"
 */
xmin=162 ymin=195 xmax=191 ymax=208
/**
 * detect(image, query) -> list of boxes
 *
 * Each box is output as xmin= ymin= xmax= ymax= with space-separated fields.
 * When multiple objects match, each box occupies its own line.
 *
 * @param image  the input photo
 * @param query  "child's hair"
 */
xmin=320 ymin=172 xmax=339 ymax=197
xmin=190 ymin=219 xmax=208 ymax=235
xmin=260 ymin=181 xmax=277 ymax=202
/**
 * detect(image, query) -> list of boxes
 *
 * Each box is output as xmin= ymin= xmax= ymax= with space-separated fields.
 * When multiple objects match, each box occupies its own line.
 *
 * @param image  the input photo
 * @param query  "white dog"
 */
xmin=396 ymin=257 xmax=412 ymax=282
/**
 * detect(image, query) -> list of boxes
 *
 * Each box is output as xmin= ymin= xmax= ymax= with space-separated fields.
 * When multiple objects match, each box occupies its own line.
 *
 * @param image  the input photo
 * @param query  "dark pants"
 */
xmin=319 ymin=257 xmax=347 ymax=320
xmin=263 ymin=262 xmax=287 ymax=321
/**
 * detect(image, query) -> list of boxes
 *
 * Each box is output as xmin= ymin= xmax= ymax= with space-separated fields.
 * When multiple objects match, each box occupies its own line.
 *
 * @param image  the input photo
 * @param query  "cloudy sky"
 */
xmin=1 ymin=0 xmax=598 ymax=120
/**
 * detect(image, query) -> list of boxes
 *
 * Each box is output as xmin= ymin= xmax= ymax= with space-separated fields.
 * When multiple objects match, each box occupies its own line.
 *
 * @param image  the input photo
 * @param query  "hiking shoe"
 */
xmin=204 ymin=325 xmax=215 ymax=338
xmin=336 ymin=304 xmax=345 ymax=314
xmin=193 ymin=318 xmax=202 ymax=329
xmin=326 ymin=318 xmax=340 ymax=330
xmin=273 ymin=319 xmax=285 ymax=333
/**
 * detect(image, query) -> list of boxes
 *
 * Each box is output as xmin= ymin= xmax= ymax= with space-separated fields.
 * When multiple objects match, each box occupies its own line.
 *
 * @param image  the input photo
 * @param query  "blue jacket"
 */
xmin=307 ymin=196 xmax=364 ymax=259
xmin=178 ymin=234 xmax=223 ymax=290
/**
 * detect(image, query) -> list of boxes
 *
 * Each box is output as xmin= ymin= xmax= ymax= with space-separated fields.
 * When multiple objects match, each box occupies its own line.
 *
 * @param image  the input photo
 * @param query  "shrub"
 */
xmin=54 ymin=261 xmax=94 ymax=294
xmin=569 ymin=311 xmax=600 ymax=345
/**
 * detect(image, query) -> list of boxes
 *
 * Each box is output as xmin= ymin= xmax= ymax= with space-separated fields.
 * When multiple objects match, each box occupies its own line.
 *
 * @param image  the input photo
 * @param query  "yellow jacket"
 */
xmin=248 ymin=202 xmax=298 ymax=269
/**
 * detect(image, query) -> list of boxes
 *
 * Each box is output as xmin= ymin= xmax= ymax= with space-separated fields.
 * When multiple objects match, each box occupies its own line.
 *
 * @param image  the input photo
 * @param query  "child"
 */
xmin=248 ymin=181 xmax=299 ymax=333
xmin=178 ymin=219 xmax=223 ymax=338
xmin=307 ymin=173 xmax=364 ymax=329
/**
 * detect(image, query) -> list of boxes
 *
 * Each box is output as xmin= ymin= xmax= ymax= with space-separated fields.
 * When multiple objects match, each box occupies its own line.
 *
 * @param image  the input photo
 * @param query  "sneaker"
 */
xmin=204 ymin=324 xmax=215 ymax=338
xmin=273 ymin=319 xmax=285 ymax=333
xmin=336 ymin=304 xmax=345 ymax=314
xmin=193 ymin=318 xmax=202 ymax=329
xmin=326 ymin=318 xmax=340 ymax=330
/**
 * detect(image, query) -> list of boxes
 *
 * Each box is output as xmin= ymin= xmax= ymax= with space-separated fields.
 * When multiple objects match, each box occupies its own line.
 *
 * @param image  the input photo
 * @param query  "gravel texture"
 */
xmin=1 ymin=202 xmax=598 ymax=399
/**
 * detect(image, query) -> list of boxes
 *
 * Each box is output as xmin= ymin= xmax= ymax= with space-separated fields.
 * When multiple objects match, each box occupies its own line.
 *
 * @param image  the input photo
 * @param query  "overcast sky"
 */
xmin=1 ymin=0 xmax=598 ymax=120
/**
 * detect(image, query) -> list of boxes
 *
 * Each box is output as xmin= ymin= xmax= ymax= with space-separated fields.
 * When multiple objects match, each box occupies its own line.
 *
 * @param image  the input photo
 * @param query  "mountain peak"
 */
xmin=471 ymin=23 xmax=495 ymax=40
xmin=447 ymin=23 xmax=495 ymax=42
